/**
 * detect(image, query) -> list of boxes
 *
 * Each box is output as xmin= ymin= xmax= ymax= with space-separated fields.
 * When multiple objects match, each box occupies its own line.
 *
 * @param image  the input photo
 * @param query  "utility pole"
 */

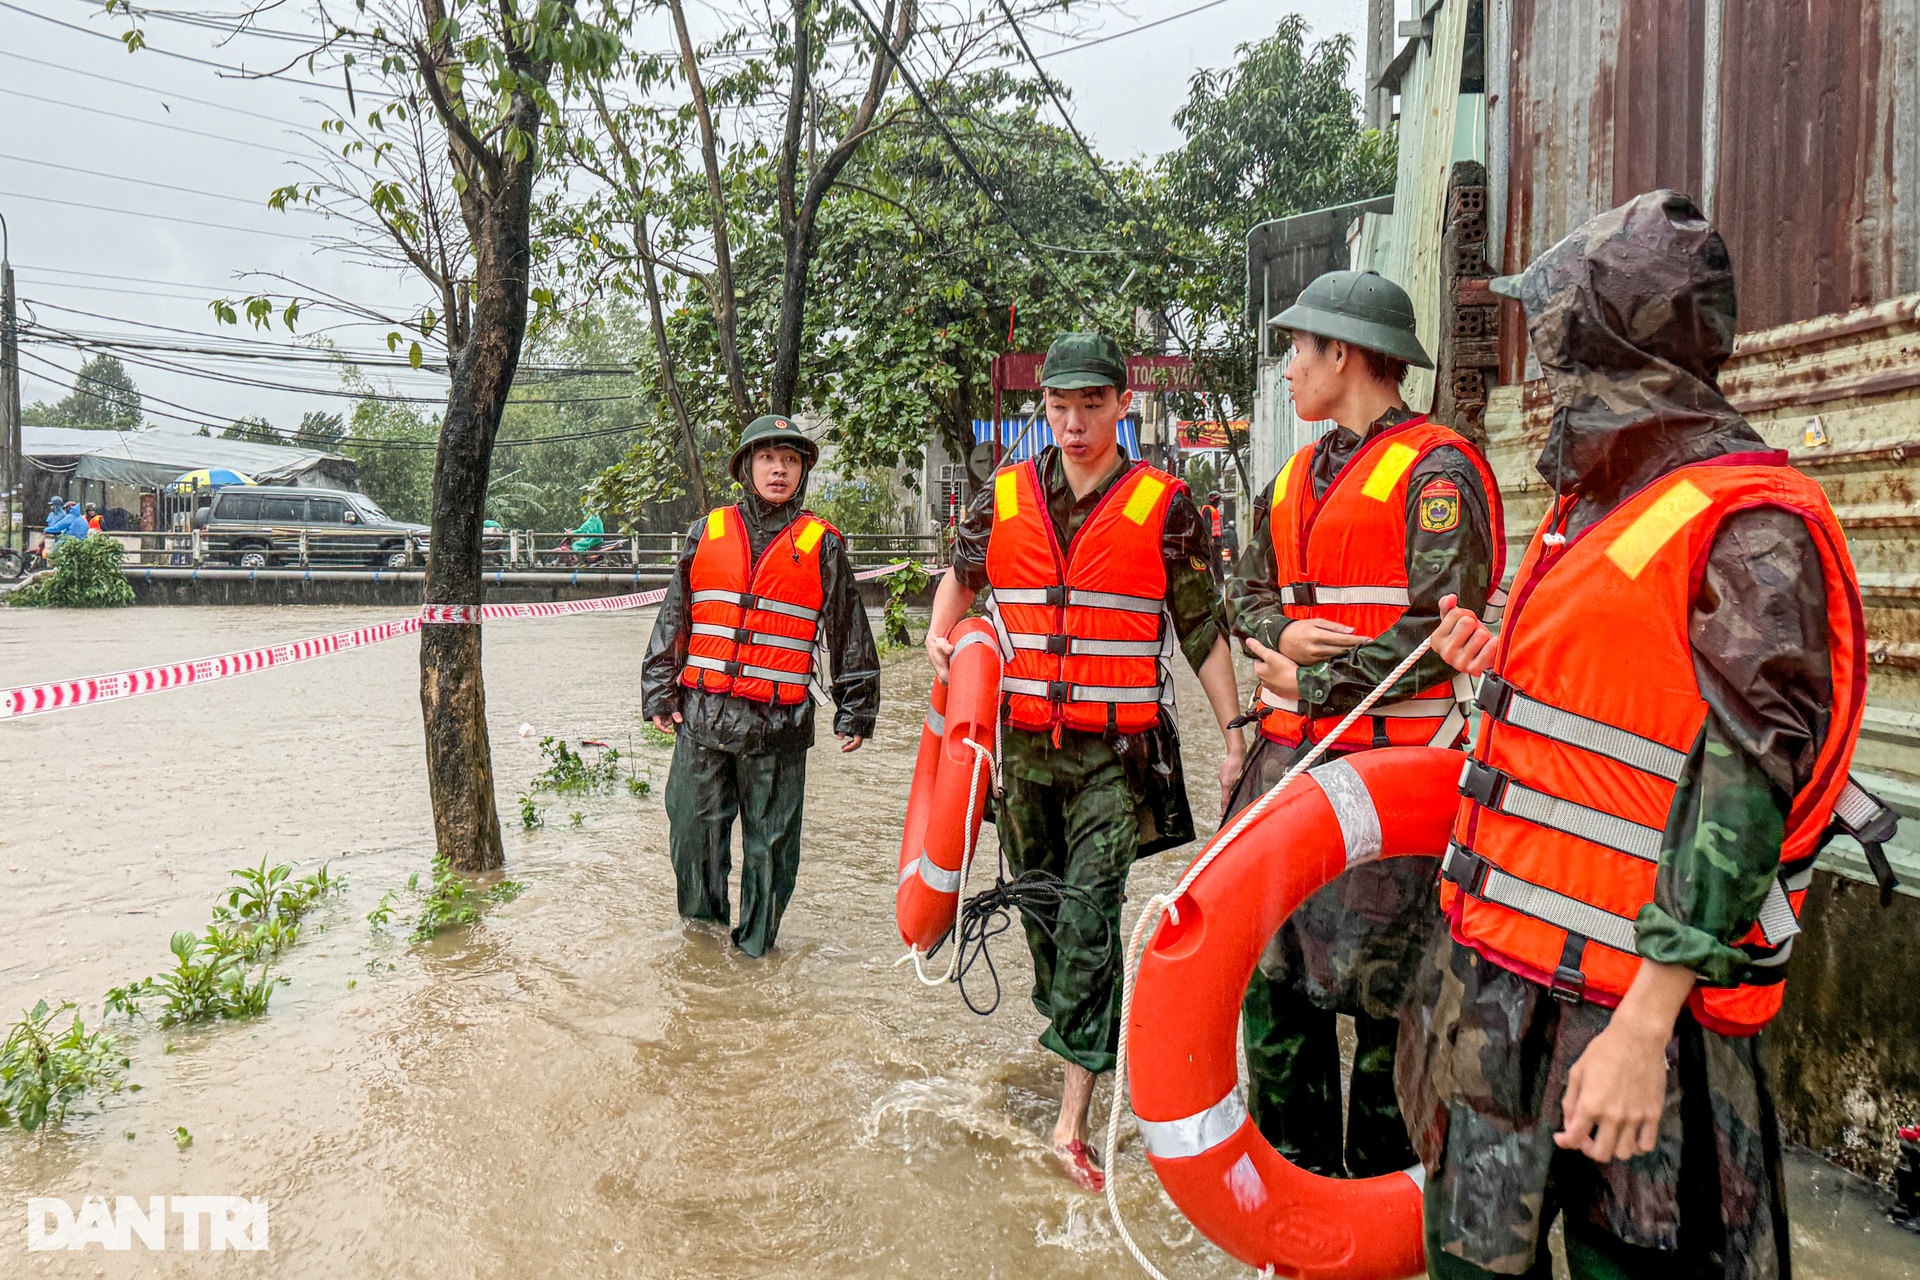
xmin=0 ymin=212 xmax=19 ymax=553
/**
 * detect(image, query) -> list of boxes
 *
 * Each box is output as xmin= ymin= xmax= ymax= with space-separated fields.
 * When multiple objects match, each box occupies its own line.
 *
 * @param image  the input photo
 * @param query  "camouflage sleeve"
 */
xmin=1163 ymin=489 xmax=1226 ymax=672
xmin=948 ymin=481 xmax=996 ymax=594
xmin=1225 ymin=475 xmax=1291 ymax=648
xmin=1636 ymin=509 xmax=1832 ymax=984
xmin=1295 ymin=446 xmax=1494 ymax=712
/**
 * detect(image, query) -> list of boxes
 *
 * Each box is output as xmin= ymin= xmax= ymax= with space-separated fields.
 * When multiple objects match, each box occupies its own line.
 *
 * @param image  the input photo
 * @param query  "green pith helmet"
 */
xmin=1275 ymin=269 xmax=1433 ymax=369
xmin=729 ymin=414 xmax=819 ymax=484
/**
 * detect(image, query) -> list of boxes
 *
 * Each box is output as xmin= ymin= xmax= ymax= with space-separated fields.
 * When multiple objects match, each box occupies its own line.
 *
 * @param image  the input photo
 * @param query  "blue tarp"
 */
xmin=971 ymin=417 xmax=1142 ymax=464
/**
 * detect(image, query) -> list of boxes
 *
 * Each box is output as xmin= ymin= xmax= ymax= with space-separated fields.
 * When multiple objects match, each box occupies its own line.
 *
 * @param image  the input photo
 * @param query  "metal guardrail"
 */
xmin=98 ymin=528 xmax=947 ymax=571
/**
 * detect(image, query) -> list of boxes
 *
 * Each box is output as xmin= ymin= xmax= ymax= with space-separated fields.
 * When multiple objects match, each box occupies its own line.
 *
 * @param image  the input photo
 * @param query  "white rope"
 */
xmin=1101 ymin=636 xmax=1438 ymax=1280
xmin=899 ymin=736 xmax=996 ymax=985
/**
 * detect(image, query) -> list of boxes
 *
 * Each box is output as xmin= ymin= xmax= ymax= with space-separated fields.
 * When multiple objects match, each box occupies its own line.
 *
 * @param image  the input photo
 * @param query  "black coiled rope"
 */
xmin=924 ymin=854 xmax=1115 ymax=1016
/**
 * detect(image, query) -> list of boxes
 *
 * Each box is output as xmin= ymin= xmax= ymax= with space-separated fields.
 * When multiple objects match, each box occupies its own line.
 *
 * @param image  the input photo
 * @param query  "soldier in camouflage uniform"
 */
xmin=926 ymin=333 xmax=1246 ymax=1191
xmin=1405 ymin=191 xmax=1838 ymax=1278
xmin=1226 ymin=270 xmax=1499 ymax=1177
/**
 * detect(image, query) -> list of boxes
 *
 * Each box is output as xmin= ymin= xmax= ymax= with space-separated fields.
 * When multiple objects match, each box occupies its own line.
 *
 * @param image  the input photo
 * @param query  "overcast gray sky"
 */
xmin=0 ymin=0 xmax=1365 ymax=433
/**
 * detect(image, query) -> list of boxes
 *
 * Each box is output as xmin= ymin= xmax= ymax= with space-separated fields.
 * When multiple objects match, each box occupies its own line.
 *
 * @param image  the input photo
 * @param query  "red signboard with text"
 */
xmin=991 ymin=353 xmax=1201 ymax=395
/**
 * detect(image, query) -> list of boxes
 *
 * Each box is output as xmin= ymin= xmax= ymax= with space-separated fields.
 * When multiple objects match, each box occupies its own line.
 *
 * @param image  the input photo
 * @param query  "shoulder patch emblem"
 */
xmin=1417 ymin=478 xmax=1462 ymax=533
xmin=1190 ymin=556 xmax=1210 ymax=573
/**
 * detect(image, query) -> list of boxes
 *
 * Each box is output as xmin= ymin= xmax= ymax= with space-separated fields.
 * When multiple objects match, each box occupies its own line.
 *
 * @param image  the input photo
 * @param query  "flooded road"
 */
xmin=2 ymin=605 xmax=1916 ymax=1278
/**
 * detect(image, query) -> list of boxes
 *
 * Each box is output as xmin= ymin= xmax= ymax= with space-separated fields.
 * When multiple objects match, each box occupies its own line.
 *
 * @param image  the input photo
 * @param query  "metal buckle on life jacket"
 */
xmin=1550 ymin=935 xmax=1589 ymax=1004
xmin=1046 ymin=680 xmax=1071 ymax=704
xmin=1043 ymin=634 xmax=1070 ymax=656
xmin=737 ymin=592 xmax=760 ymax=612
xmin=1044 ymin=584 xmax=1069 ymax=608
xmin=1458 ymin=758 xmax=1509 ymax=808
xmin=1440 ymin=842 xmax=1491 ymax=896
xmin=1473 ymin=671 xmax=1514 ymax=720
xmin=1282 ymin=581 xmax=1317 ymax=607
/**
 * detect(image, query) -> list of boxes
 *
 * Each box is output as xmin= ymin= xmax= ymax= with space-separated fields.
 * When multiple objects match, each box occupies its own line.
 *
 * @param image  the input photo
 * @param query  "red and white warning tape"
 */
xmin=1 ymin=563 xmax=912 ymax=722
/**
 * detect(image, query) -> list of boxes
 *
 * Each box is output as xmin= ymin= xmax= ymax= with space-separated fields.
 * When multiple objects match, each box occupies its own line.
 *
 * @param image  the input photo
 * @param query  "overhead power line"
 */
xmin=0 ymin=47 xmax=309 ymax=128
xmin=0 ymin=86 xmax=311 ymax=158
xmin=1027 ymin=0 xmax=1239 ymax=62
xmin=0 ymin=191 xmax=318 ymax=243
xmin=0 ymin=151 xmax=312 ymax=210
xmin=841 ymin=0 xmax=1101 ymax=317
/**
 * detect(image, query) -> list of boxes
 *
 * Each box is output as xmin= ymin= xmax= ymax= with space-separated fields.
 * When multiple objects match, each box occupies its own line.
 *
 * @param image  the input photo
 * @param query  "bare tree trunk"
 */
xmin=418 ymin=84 xmax=545 ymax=875
xmin=667 ymin=0 xmax=754 ymax=427
xmin=636 ymin=210 xmax=711 ymax=511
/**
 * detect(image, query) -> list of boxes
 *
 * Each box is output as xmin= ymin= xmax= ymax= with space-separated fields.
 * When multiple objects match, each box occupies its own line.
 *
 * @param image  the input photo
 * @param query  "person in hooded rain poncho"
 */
xmin=640 ymin=416 xmax=881 ymax=957
xmin=1403 ymin=191 xmax=1867 ymax=1280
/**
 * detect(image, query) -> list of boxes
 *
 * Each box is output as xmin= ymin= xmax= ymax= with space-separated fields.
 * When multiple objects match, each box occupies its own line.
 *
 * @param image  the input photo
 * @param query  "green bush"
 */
xmin=882 ymin=559 xmax=931 ymax=649
xmin=0 ymin=1001 xmax=127 ymax=1131
xmin=10 ymin=534 xmax=134 ymax=608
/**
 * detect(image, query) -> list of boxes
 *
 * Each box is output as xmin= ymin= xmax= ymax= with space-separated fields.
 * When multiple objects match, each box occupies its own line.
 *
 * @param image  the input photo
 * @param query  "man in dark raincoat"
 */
xmin=641 ymin=416 xmax=880 ymax=957
xmin=1407 ymin=190 xmax=1850 ymax=1279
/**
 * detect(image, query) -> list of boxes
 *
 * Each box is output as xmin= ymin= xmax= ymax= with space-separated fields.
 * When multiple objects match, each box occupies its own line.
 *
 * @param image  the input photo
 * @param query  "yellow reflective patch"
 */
xmin=1360 ymin=442 xmax=1420 ymax=501
xmin=706 ymin=508 xmax=728 ymax=540
xmin=1123 ymin=474 xmax=1168 ymax=524
xmin=995 ymin=470 xmax=1019 ymax=521
xmin=1606 ymin=479 xmax=1712 ymax=579
xmin=794 ymin=519 xmax=824 ymax=554
xmin=1271 ymin=453 xmax=1297 ymax=509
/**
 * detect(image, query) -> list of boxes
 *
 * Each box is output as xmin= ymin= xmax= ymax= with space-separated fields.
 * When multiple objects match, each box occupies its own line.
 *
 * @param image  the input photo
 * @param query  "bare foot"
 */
xmin=1053 ymin=1139 xmax=1105 ymax=1192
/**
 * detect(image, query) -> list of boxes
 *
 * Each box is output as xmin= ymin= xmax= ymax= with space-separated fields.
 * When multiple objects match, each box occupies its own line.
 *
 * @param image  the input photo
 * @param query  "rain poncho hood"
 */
xmin=1512 ymin=190 xmax=1767 ymax=518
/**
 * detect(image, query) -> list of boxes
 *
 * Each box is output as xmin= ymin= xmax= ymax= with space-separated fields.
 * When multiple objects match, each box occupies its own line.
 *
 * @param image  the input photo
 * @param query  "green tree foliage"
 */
xmin=293 ymin=411 xmax=347 ymax=449
xmin=221 ymin=414 xmax=282 ymax=444
xmin=9 ymin=534 xmax=134 ymax=608
xmin=1152 ymin=18 xmax=1396 ymax=407
xmin=24 ymin=354 xmax=143 ymax=431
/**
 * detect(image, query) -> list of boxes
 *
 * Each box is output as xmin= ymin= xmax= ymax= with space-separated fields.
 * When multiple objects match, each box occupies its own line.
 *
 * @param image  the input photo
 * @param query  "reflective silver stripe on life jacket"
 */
xmin=1482 ymin=585 xmax=1509 ymax=625
xmin=688 ymin=622 xmax=818 ymax=653
xmin=683 ymin=653 xmax=814 ymax=685
xmin=1069 ymin=587 xmax=1164 ymax=613
xmin=1278 ymin=582 xmax=1411 ymax=608
xmin=688 ymin=589 xmax=822 ymax=624
xmin=1461 ymin=760 xmax=1664 ymax=861
xmin=1002 ymin=631 xmax=1163 ymax=658
xmin=989 ymin=587 xmax=1054 ymax=606
xmin=1476 ymin=674 xmax=1689 ymax=781
xmin=1443 ymin=843 xmax=1641 ymax=954
xmin=1135 ymin=1087 xmax=1248 ymax=1160
xmin=1001 ymin=677 xmax=1162 ymax=704
xmin=1444 ymin=841 xmax=1802 ymax=953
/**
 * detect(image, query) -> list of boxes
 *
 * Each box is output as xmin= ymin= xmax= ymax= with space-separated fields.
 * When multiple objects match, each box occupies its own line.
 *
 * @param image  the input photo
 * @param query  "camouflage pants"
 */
xmin=993 ymin=731 xmax=1138 ymax=1075
xmin=1227 ymin=734 xmax=1439 ymax=1177
xmin=1396 ymin=930 xmax=1790 ymax=1279
xmin=663 ymin=736 xmax=808 ymax=958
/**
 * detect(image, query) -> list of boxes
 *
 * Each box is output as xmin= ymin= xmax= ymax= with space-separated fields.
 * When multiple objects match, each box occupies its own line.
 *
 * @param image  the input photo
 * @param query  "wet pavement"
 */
xmin=1 ymin=605 xmax=1915 ymax=1277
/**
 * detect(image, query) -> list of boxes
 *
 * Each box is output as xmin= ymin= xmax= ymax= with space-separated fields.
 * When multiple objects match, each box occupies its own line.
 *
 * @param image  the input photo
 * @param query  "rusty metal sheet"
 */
xmin=1713 ymin=0 xmax=1920 ymax=332
xmin=1484 ymin=291 xmax=1920 ymax=780
xmin=1498 ymin=0 xmax=1920 ymax=370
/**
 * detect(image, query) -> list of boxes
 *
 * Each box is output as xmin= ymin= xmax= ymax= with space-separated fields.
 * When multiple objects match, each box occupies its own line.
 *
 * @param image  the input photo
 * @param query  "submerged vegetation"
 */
xmin=105 ymin=861 xmax=342 ymax=1026
xmin=409 ymin=854 xmax=523 ymax=942
xmin=0 ymin=1001 xmax=128 ymax=1132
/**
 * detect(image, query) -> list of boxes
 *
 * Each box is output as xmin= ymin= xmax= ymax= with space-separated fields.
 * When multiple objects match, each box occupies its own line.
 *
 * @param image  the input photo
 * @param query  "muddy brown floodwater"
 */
xmin=2 ymin=605 xmax=1916 ymax=1279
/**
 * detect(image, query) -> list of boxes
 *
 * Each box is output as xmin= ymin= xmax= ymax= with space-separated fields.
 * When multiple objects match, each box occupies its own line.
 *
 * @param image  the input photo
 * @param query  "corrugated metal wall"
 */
xmin=1500 ymin=0 xmax=1920 ymax=352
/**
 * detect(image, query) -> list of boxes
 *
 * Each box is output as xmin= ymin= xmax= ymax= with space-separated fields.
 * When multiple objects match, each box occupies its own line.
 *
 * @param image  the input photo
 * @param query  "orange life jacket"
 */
xmin=678 ymin=505 xmax=834 ymax=705
xmin=1202 ymin=503 xmax=1224 ymax=537
xmin=985 ymin=458 xmax=1179 ymax=734
xmin=1441 ymin=455 xmax=1867 ymax=1036
xmin=1258 ymin=416 xmax=1506 ymax=751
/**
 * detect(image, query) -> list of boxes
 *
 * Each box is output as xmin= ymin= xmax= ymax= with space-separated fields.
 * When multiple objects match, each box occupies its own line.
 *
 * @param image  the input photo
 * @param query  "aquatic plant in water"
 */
xmin=0 ymin=1001 xmax=128 ymax=1131
xmin=409 ymin=853 xmax=523 ymax=942
xmin=531 ymin=737 xmax=621 ymax=794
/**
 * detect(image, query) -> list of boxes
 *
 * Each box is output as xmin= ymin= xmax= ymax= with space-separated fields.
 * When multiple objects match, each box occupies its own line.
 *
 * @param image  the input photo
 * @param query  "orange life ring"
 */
xmin=1127 ymin=745 xmax=1459 ymax=1279
xmin=896 ymin=617 xmax=1002 ymax=951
